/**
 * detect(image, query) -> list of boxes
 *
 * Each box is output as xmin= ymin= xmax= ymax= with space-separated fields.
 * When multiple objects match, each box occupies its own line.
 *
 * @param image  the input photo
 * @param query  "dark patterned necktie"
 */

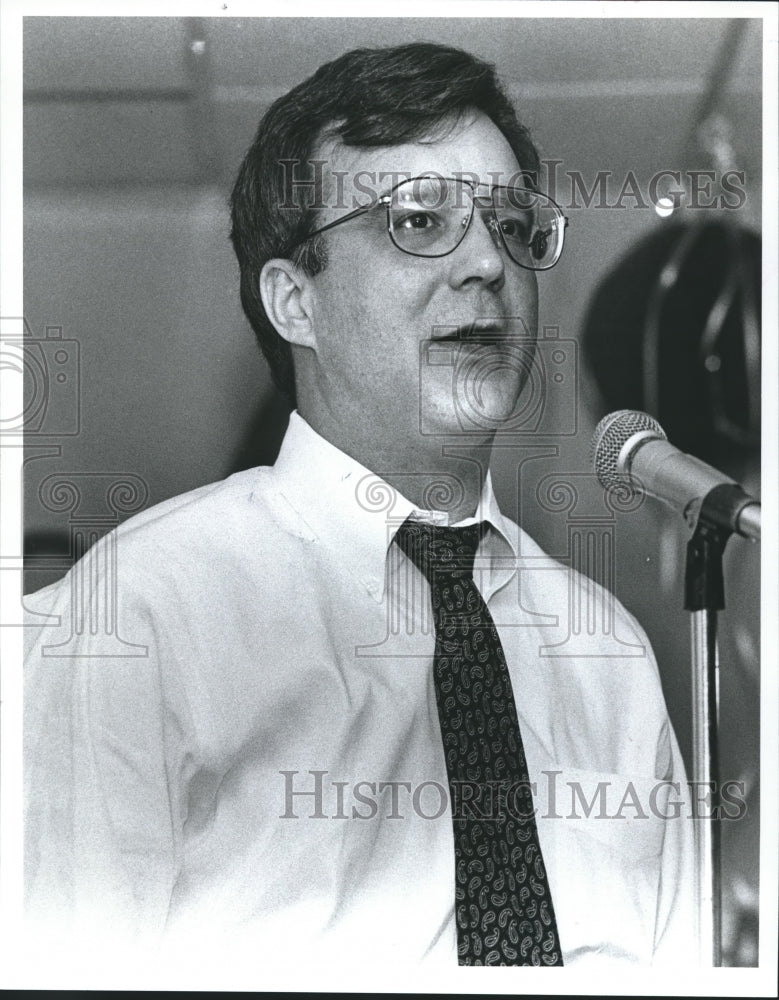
xmin=395 ymin=518 xmax=564 ymax=966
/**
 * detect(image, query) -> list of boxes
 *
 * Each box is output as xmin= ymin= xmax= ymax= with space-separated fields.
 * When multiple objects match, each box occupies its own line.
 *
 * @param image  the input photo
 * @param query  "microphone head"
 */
xmin=591 ymin=409 xmax=667 ymax=489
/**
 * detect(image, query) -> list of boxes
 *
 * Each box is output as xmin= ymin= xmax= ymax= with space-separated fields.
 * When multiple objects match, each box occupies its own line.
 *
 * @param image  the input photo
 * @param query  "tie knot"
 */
xmin=394 ymin=518 xmax=486 ymax=584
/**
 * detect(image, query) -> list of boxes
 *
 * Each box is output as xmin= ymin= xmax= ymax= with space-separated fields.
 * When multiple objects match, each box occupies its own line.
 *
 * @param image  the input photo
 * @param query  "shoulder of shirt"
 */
xmin=25 ymin=466 xmax=292 ymax=606
xmin=116 ymin=466 xmax=271 ymax=534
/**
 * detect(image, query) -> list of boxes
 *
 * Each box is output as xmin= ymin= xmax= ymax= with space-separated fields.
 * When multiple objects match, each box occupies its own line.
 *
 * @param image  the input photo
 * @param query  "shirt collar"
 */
xmin=269 ymin=411 xmax=518 ymax=602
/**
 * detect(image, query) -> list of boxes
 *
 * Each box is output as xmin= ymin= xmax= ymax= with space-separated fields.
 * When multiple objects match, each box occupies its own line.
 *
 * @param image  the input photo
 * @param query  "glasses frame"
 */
xmin=295 ymin=174 xmax=569 ymax=271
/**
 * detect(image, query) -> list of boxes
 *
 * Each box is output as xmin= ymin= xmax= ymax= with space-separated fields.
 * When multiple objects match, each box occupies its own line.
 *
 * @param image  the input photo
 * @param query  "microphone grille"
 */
xmin=591 ymin=409 xmax=666 ymax=489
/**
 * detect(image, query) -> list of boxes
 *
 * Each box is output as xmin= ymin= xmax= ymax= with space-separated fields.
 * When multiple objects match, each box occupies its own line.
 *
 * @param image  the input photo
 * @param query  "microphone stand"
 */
xmin=684 ymin=483 xmax=747 ymax=967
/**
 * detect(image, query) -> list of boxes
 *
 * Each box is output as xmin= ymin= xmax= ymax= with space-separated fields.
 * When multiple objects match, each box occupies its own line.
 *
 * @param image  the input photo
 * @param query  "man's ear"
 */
xmin=259 ymin=258 xmax=317 ymax=349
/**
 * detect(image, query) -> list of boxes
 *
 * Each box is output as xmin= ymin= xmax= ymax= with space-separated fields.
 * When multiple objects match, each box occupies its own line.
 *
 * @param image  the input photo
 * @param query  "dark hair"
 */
xmin=229 ymin=42 xmax=541 ymax=405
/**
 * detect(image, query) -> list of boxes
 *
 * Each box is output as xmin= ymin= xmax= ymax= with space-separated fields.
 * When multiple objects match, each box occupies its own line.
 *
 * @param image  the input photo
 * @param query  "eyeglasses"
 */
xmin=297 ymin=175 xmax=569 ymax=271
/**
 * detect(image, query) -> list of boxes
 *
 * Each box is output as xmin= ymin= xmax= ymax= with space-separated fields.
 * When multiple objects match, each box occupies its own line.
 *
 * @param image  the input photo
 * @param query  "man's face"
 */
xmin=301 ymin=110 xmax=539 ymax=448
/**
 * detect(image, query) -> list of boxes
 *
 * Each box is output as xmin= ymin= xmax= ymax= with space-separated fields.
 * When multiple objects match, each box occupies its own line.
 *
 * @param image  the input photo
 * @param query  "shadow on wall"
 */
xmin=228 ymin=386 xmax=292 ymax=474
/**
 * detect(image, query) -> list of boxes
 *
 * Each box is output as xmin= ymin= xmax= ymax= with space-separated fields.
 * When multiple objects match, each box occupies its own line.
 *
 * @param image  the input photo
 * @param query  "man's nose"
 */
xmin=447 ymin=207 xmax=506 ymax=290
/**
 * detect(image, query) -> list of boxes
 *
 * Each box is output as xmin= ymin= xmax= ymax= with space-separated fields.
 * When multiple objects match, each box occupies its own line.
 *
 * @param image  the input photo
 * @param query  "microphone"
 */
xmin=591 ymin=410 xmax=760 ymax=541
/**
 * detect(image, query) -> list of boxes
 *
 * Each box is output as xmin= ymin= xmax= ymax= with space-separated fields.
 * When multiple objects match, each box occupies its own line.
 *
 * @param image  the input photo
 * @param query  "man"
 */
xmin=24 ymin=43 xmax=694 ymax=968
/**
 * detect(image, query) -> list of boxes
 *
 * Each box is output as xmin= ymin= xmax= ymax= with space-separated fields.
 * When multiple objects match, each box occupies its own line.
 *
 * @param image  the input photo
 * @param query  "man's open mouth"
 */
xmin=432 ymin=320 xmax=507 ymax=343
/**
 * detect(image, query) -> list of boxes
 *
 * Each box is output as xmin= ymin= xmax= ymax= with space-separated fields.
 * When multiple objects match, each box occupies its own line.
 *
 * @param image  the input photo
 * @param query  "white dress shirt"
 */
xmin=24 ymin=411 xmax=695 ymax=968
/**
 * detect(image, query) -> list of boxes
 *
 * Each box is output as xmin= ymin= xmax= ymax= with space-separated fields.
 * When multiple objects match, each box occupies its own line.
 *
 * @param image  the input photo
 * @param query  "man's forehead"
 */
xmin=309 ymin=111 xmax=523 ymax=208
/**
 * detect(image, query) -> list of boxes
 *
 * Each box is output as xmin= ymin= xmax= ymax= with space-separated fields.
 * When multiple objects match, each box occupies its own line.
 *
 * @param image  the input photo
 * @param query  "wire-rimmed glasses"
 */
xmin=296 ymin=175 xmax=569 ymax=271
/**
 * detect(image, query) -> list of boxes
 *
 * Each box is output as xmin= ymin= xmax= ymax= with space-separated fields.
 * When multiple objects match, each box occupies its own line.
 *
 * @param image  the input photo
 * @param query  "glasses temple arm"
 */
xmin=303 ymin=201 xmax=378 ymax=241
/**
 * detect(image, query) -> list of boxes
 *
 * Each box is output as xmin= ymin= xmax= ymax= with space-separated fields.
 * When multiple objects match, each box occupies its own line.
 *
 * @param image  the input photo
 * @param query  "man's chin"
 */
xmin=422 ymin=388 xmax=524 ymax=439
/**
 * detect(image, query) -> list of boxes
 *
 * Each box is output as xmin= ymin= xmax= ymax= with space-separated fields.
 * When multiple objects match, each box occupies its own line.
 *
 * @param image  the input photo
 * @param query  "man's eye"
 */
xmin=499 ymin=216 xmax=531 ymax=241
xmin=395 ymin=211 xmax=439 ymax=231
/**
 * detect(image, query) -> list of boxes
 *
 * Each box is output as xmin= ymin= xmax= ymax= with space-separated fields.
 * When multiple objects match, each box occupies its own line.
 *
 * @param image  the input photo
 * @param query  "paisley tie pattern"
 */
xmin=395 ymin=518 xmax=564 ymax=966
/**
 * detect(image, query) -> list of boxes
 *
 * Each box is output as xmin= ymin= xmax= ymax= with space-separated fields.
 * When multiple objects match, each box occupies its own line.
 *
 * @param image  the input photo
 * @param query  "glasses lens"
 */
xmin=491 ymin=187 xmax=564 ymax=270
xmin=388 ymin=177 xmax=471 ymax=257
xmin=386 ymin=178 xmax=565 ymax=269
